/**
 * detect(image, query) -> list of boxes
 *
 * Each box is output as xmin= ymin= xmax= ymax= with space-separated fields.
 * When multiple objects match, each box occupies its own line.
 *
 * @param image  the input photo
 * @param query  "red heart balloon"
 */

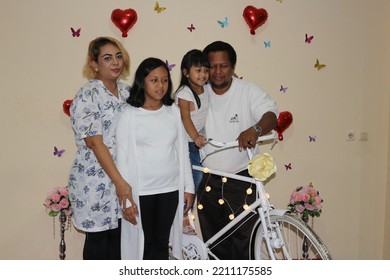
xmin=243 ymin=6 xmax=268 ymax=35
xmin=275 ymin=111 xmax=293 ymax=141
xmin=111 ymin=8 xmax=138 ymax=38
xmin=63 ymin=99 xmax=72 ymax=117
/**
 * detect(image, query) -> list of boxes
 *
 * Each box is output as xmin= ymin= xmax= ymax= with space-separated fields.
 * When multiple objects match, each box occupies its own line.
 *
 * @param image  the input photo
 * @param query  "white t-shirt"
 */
xmin=133 ymin=106 xmax=179 ymax=195
xmin=175 ymin=85 xmax=209 ymax=142
xmin=201 ymin=77 xmax=279 ymax=173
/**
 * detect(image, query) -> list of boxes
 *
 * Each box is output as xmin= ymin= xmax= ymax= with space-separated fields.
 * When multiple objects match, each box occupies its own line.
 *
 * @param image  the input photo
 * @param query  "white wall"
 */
xmin=0 ymin=0 xmax=389 ymax=260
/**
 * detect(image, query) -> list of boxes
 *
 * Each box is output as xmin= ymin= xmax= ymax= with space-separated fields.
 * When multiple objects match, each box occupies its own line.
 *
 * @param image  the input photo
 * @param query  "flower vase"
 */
xmin=301 ymin=215 xmax=309 ymax=259
xmin=59 ymin=211 xmax=67 ymax=260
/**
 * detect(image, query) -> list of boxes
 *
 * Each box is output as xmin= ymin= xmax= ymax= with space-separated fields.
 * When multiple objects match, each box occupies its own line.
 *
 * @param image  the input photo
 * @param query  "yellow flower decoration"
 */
xmin=248 ymin=153 xmax=277 ymax=181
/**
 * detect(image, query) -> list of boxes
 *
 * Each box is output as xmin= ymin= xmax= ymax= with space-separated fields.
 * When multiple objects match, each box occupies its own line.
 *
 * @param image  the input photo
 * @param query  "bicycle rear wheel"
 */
xmin=250 ymin=213 xmax=332 ymax=260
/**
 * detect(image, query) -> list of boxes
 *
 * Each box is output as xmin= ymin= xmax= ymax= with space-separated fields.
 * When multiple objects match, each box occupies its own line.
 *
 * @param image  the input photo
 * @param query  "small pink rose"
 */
xmin=59 ymin=198 xmax=69 ymax=209
xmin=51 ymin=193 xmax=61 ymax=203
xmin=313 ymin=196 xmax=322 ymax=204
xmin=46 ymin=190 xmax=57 ymax=200
xmin=293 ymin=193 xmax=303 ymax=202
xmin=57 ymin=186 xmax=69 ymax=197
xmin=290 ymin=191 xmax=297 ymax=199
xmin=295 ymin=205 xmax=305 ymax=213
xmin=313 ymin=201 xmax=322 ymax=210
xmin=305 ymin=203 xmax=315 ymax=211
xmin=301 ymin=193 xmax=310 ymax=202
xmin=51 ymin=204 xmax=62 ymax=212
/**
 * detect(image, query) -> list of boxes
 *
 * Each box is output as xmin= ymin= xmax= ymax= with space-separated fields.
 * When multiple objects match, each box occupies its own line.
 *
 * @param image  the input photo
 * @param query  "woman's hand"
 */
xmin=122 ymin=202 xmax=139 ymax=225
xmin=116 ymin=181 xmax=139 ymax=225
xmin=115 ymin=180 xmax=134 ymax=208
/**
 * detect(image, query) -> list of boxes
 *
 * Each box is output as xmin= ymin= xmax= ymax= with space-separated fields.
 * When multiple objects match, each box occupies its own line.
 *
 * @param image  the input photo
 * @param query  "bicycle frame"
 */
xmin=185 ymin=131 xmax=331 ymax=260
xmin=192 ymin=132 xmax=287 ymax=260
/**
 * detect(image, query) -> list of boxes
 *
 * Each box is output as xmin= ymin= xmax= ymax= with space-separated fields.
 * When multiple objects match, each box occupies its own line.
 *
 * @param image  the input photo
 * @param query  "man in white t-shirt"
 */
xmin=197 ymin=41 xmax=279 ymax=260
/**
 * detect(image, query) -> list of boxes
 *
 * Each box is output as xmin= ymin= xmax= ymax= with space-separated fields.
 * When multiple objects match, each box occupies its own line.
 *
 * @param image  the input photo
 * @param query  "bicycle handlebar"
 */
xmin=206 ymin=130 xmax=277 ymax=148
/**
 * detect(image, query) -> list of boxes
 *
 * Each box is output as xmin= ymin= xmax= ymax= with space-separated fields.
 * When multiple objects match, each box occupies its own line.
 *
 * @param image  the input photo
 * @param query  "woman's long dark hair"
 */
xmin=127 ymin=57 xmax=174 ymax=107
xmin=175 ymin=49 xmax=209 ymax=109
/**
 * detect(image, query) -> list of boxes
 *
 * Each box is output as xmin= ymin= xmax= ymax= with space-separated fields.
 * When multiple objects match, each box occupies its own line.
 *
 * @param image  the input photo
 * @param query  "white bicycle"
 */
xmin=179 ymin=131 xmax=332 ymax=260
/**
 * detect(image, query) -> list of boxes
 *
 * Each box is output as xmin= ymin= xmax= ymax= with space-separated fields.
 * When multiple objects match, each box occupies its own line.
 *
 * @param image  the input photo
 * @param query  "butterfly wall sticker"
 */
xmin=154 ymin=1 xmax=166 ymax=13
xmin=166 ymin=60 xmax=176 ymax=71
xmin=284 ymin=163 xmax=292 ymax=170
xmin=305 ymin=33 xmax=314 ymax=44
xmin=280 ymin=85 xmax=288 ymax=93
xmin=70 ymin=27 xmax=81 ymax=37
xmin=53 ymin=146 xmax=65 ymax=157
xmin=217 ymin=17 xmax=228 ymax=28
xmin=263 ymin=40 xmax=271 ymax=48
xmin=187 ymin=23 xmax=195 ymax=32
xmin=314 ymin=59 xmax=326 ymax=70
xmin=309 ymin=135 xmax=317 ymax=142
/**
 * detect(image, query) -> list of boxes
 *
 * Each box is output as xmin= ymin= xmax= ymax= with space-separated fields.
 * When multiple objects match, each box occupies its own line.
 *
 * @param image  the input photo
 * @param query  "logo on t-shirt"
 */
xmin=229 ymin=114 xmax=238 ymax=123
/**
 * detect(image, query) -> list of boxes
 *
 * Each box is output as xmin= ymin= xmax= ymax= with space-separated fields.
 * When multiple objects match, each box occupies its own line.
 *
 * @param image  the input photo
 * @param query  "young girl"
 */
xmin=174 ymin=49 xmax=210 ymax=235
xmin=68 ymin=37 xmax=137 ymax=260
xmin=116 ymin=57 xmax=195 ymax=259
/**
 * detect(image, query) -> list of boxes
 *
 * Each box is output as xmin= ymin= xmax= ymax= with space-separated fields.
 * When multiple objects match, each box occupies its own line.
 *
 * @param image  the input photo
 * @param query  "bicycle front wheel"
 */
xmin=250 ymin=213 xmax=332 ymax=260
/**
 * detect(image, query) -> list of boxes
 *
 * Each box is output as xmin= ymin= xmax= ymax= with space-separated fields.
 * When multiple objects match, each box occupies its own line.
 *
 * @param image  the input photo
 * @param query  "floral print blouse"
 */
xmin=68 ymin=79 xmax=130 ymax=232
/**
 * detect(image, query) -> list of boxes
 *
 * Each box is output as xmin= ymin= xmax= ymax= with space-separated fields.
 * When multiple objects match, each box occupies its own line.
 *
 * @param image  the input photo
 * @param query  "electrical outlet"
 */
xmin=359 ymin=131 xmax=368 ymax=141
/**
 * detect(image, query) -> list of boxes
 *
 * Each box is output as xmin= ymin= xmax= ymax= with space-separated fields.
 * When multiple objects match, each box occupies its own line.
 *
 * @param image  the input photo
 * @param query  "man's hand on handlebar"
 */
xmin=237 ymin=127 xmax=260 ymax=151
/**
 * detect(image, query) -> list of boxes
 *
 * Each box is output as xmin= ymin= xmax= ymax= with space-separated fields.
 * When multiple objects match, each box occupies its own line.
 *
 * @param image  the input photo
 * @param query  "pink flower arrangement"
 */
xmin=43 ymin=186 xmax=73 ymax=217
xmin=288 ymin=183 xmax=323 ymax=219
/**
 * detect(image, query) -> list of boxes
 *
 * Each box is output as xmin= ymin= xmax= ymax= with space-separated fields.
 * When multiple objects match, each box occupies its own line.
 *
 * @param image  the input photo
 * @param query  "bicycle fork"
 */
xmin=254 ymin=179 xmax=291 ymax=259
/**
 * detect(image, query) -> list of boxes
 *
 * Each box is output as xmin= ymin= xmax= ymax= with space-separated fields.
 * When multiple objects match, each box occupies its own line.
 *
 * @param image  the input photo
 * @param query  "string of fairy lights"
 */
xmin=195 ymin=168 xmax=256 ymax=221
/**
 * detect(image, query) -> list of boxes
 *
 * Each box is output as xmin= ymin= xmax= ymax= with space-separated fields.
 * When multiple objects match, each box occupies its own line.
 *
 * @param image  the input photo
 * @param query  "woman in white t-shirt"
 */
xmin=174 ymin=49 xmax=210 ymax=235
xmin=116 ymin=57 xmax=195 ymax=260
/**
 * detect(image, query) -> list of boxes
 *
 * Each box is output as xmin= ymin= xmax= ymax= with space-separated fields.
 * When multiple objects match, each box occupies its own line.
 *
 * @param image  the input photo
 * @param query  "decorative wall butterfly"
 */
xmin=217 ymin=17 xmax=228 ymax=28
xmin=54 ymin=146 xmax=65 ymax=157
xmin=154 ymin=1 xmax=166 ymax=13
xmin=187 ymin=24 xmax=195 ymax=32
xmin=309 ymin=135 xmax=317 ymax=142
xmin=314 ymin=59 xmax=326 ymax=70
xmin=70 ymin=27 xmax=81 ymax=37
xmin=166 ymin=60 xmax=176 ymax=71
xmin=305 ymin=33 xmax=314 ymax=44
xmin=280 ymin=85 xmax=288 ymax=93
xmin=264 ymin=40 xmax=271 ymax=48
xmin=284 ymin=163 xmax=292 ymax=170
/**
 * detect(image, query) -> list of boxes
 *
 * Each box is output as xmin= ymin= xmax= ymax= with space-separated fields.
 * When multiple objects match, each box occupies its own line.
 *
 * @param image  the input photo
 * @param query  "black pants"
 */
xmin=197 ymin=170 xmax=258 ymax=260
xmin=140 ymin=190 xmax=179 ymax=260
xmin=83 ymin=219 xmax=121 ymax=260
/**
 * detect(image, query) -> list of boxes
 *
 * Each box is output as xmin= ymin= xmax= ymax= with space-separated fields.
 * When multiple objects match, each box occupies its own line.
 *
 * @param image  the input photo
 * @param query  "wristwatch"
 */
xmin=252 ymin=124 xmax=263 ymax=135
